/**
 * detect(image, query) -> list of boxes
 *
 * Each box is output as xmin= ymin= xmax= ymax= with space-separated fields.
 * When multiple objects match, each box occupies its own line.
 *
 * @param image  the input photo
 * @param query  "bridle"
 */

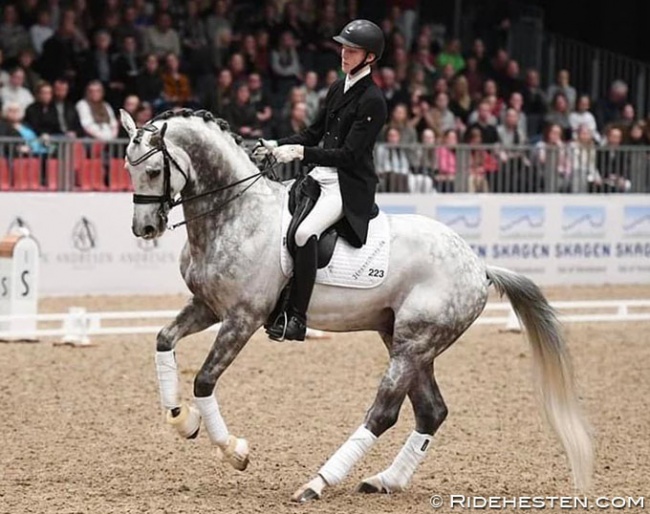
xmin=126 ymin=123 xmax=277 ymax=230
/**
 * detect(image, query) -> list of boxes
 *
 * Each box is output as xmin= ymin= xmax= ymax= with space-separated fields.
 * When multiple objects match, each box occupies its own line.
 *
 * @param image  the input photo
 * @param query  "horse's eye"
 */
xmin=147 ymin=168 xmax=161 ymax=179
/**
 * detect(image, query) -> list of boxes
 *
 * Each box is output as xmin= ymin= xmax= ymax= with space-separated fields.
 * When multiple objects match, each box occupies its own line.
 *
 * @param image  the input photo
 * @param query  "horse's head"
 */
xmin=120 ymin=109 xmax=191 ymax=239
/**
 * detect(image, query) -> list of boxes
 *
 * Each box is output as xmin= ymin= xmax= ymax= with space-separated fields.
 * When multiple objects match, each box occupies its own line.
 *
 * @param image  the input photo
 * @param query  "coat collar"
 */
xmin=330 ymin=74 xmax=373 ymax=114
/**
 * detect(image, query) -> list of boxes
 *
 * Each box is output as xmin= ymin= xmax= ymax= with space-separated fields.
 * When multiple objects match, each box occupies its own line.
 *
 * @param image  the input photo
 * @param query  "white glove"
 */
xmin=272 ymin=144 xmax=304 ymax=163
xmin=252 ymin=139 xmax=277 ymax=161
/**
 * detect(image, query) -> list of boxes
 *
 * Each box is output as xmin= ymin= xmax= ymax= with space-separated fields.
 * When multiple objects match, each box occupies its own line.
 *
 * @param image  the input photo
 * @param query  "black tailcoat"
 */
xmin=278 ymin=74 xmax=388 ymax=247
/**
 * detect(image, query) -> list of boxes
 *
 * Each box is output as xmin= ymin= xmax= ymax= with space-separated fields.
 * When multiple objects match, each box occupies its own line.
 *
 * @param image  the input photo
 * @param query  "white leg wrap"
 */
xmin=194 ymin=394 xmax=229 ymax=446
xmin=318 ymin=425 xmax=377 ymax=486
xmin=375 ymin=431 xmax=432 ymax=492
xmin=155 ymin=350 xmax=180 ymax=410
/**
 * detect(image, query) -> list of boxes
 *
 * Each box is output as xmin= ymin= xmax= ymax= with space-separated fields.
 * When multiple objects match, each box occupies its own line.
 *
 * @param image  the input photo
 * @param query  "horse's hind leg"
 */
xmin=358 ymin=363 xmax=448 ymax=494
xmin=155 ymin=296 xmax=219 ymax=439
xmin=292 ymin=351 xmax=416 ymax=503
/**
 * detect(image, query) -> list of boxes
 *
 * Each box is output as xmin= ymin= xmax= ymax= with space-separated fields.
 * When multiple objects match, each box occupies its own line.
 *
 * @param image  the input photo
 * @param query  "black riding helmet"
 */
xmin=333 ymin=19 xmax=385 ymax=75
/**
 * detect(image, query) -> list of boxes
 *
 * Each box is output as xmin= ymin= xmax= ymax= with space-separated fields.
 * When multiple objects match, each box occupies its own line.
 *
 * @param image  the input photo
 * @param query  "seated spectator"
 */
xmin=25 ymin=82 xmax=62 ymax=136
xmin=432 ymin=92 xmax=457 ymax=134
xmin=143 ymin=11 xmax=181 ymax=58
xmin=534 ymin=123 xmax=570 ymax=193
xmin=469 ymin=38 xmax=490 ymax=75
xmin=482 ymin=79 xmax=504 ymax=116
xmin=570 ymin=125 xmax=601 ymax=193
xmin=223 ymin=83 xmax=262 ymax=138
xmin=437 ymin=38 xmax=465 ymax=73
xmin=280 ymin=86 xmax=306 ymax=121
xmin=274 ymin=100 xmax=307 ymax=139
xmin=114 ymin=6 xmax=144 ymax=54
xmin=0 ymin=68 xmax=35 ymax=112
xmin=376 ymin=127 xmax=411 ymax=193
xmin=626 ymin=121 xmax=649 ymax=145
xmin=135 ymin=101 xmax=154 ymax=127
xmin=317 ymin=69 xmax=339 ymax=107
xmin=161 ymin=53 xmax=194 ymax=109
xmin=501 ymin=92 xmax=527 ymax=141
xmin=229 ymin=53 xmax=248 ymax=84
xmin=569 ymin=95 xmax=600 ymax=143
xmin=465 ymin=127 xmax=490 ymax=193
xmin=112 ymin=35 xmax=141 ymax=98
xmin=522 ymin=68 xmax=546 ymax=136
xmin=81 ymin=30 xmax=119 ymax=103
xmin=595 ymin=80 xmax=628 ymax=129
xmin=501 ymin=59 xmax=525 ymax=100
xmin=271 ymin=30 xmax=302 ymax=104
xmin=0 ymin=4 xmax=32 ymax=65
xmin=407 ymin=66 xmax=430 ymax=97
xmin=379 ymin=67 xmax=410 ymax=114
xmin=414 ymin=128 xmax=436 ymax=177
xmin=1 ymin=101 xmax=51 ymax=185
xmin=75 ymin=80 xmax=118 ymax=141
xmin=52 ymin=78 xmax=82 ymax=137
xmin=39 ymin=9 xmax=89 ymax=85
xmin=435 ymin=129 xmax=458 ymax=193
xmin=597 ymin=126 xmax=630 ymax=193
xmin=29 ymin=9 xmax=54 ymax=55
xmin=544 ymin=92 xmax=572 ymax=141
xmin=449 ymin=75 xmax=474 ymax=126
xmin=118 ymin=94 xmax=140 ymax=138
xmin=181 ymin=0 xmax=210 ymax=74
xmin=205 ymin=0 xmax=232 ymax=51
xmin=17 ymin=49 xmax=41 ymax=94
xmin=468 ymin=100 xmax=499 ymax=142
xmin=498 ymin=108 xmax=530 ymax=192
xmin=136 ymin=54 xmax=164 ymax=109
xmin=248 ymin=73 xmax=273 ymax=134
xmin=619 ymin=103 xmax=636 ymax=128
xmin=547 ymin=69 xmax=577 ymax=111
xmin=461 ymin=56 xmax=484 ymax=102
xmin=300 ymin=71 xmax=320 ymax=125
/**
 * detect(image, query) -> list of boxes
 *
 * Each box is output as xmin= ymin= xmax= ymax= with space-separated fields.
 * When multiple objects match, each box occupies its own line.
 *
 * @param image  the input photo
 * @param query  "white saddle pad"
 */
xmin=279 ymin=192 xmax=390 ymax=289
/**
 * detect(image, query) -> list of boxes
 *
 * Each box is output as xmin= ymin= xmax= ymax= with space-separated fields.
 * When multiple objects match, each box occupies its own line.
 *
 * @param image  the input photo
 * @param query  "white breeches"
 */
xmin=295 ymin=166 xmax=344 ymax=247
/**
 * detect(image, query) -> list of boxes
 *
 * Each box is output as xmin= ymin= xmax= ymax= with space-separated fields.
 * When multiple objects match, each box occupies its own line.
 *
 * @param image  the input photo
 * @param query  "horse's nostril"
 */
xmin=144 ymin=225 xmax=155 ymax=237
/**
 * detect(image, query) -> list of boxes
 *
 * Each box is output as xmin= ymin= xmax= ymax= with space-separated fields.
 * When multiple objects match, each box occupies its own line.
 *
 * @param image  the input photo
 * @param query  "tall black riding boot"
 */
xmin=267 ymin=235 xmax=318 ymax=341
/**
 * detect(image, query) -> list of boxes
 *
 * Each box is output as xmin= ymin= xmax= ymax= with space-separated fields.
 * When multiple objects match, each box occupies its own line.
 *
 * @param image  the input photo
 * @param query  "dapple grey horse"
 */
xmin=119 ymin=109 xmax=592 ymax=502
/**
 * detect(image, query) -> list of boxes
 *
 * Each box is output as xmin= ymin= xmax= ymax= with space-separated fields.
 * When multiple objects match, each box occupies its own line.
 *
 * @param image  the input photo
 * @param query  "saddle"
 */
xmin=285 ymin=174 xmax=378 ymax=267
xmin=264 ymin=174 xmax=379 ymax=329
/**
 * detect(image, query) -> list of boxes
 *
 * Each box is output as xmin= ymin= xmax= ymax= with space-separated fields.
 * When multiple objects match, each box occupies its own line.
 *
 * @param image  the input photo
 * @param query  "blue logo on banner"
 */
xmin=623 ymin=205 xmax=650 ymax=237
xmin=436 ymin=206 xmax=481 ymax=238
xmin=561 ymin=206 xmax=606 ymax=238
xmin=381 ymin=205 xmax=417 ymax=215
xmin=500 ymin=206 xmax=545 ymax=238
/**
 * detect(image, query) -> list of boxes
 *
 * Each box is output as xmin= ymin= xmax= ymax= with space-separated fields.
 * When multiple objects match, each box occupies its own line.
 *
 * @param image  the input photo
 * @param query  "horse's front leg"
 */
xmin=155 ymin=296 xmax=219 ymax=439
xmin=193 ymin=311 xmax=259 ymax=471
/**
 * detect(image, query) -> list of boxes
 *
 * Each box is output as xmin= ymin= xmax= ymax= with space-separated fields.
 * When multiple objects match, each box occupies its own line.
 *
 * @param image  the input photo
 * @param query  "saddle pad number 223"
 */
xmin=280 ymin=208 xmax=391 ymax=289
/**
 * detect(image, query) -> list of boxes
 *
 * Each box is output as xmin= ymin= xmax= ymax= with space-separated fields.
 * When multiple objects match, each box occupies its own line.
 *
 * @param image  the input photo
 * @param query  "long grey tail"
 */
xmin=486 ymin=265 xmax=593 ymax=491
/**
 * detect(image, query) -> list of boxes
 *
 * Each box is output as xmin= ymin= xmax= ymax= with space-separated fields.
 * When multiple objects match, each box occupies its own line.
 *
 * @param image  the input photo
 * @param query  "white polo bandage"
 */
xmin=376 ymin=431 xmax=432 ymax=492
xmin=155 ymin=350 xmax=180 ymax=409
xmin=194 ymin=394 xmax=229 ymax=446
xmin=318 ymin=425 xmax=377 ymax=486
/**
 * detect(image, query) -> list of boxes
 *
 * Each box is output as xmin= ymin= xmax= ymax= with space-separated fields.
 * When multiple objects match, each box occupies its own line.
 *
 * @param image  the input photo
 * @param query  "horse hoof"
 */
xmin=357 ymin=476 xmax=388 ymax=494
xmin=166 ymin=404 xmax=202 ymax=439
xmin=292 ymin=487 xmax=320 ymax=503
xmin=216 ymin=436 xmax=250 ymax=471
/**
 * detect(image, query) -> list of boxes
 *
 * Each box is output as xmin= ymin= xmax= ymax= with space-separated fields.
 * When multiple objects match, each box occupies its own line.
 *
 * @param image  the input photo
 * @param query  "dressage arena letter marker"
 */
xmin=0 ymin=229 xmax=40 ymax=341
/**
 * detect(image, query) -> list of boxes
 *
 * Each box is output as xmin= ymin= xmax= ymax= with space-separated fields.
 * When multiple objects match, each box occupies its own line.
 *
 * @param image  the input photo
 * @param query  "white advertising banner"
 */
xmin=0 ymin=193 xmax=648 ymax=295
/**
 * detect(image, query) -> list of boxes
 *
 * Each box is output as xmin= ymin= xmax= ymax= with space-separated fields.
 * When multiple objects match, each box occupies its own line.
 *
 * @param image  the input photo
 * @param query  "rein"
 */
xmin=127 ymin=124 xmax=278 ymax=230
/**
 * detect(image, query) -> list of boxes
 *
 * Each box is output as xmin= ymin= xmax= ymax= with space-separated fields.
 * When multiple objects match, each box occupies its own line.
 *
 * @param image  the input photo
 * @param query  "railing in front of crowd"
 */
xmin=0 ymin=137 xmax=648 ymax=194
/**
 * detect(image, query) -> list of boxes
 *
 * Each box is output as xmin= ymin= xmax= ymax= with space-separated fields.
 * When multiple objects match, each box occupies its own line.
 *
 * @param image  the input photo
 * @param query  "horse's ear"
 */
xmin=119 ymin=109 xmax=137 ymax=139
xmin=160 ymin=122 xmax=168 ymax=138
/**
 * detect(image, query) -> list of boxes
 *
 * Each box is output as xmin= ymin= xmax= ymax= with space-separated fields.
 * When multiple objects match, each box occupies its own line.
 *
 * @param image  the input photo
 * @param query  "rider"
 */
xmin=255 ymin=19 xmax=387 ymax=341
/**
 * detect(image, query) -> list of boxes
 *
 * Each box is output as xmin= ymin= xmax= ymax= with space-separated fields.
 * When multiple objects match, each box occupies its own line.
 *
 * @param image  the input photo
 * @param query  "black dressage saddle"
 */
xmin=264 ymin=175 xmax=378 ymax=329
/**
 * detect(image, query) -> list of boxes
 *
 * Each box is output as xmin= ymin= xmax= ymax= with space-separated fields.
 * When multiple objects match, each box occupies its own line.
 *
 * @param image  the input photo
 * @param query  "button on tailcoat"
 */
xmin=278 ymin=75 xmax=388 ymax=247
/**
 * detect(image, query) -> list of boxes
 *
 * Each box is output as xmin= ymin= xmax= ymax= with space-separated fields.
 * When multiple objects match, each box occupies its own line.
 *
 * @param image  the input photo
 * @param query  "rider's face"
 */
xmin=341 ymin=45 xmax=370 ymax=75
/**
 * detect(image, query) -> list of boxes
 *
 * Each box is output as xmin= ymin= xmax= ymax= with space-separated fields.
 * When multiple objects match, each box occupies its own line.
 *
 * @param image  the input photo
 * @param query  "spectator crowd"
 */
xmin=0 ymin=0 xmax=648 ymax=193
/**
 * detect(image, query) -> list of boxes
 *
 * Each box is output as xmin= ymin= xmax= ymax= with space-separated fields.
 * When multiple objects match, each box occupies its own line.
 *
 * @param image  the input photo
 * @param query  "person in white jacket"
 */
xmin=569 ymin=95 xmax=601 ymax=144
xmin=75 ymin=80 xmax=118 ymax=141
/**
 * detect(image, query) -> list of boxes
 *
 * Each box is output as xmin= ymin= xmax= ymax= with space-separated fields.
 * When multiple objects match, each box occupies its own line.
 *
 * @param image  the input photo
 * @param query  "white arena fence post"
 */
xmin=0 ymin=227 xmax=40 ymax=342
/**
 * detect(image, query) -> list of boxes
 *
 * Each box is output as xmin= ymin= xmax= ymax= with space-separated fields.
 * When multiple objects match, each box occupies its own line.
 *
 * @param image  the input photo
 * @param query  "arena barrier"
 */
xmin=1 ymin=299 xmax=649 ymax=343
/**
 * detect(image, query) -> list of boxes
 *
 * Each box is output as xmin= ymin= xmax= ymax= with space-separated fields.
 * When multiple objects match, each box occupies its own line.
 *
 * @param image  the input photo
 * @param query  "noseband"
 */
xmin=126 ymin=123 xmax=277 ymax=230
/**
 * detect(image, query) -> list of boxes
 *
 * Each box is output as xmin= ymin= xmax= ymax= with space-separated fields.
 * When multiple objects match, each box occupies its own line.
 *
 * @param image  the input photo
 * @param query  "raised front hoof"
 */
xmin=166 ymin=404 xmax=202 ymax=439
xmin=216 ymin=436 xmax=250 ymax=471
xmin=357 ymin=477 xmax=388 ymax=494
xmin=292 ymin=487 xmax=321 ymax=503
